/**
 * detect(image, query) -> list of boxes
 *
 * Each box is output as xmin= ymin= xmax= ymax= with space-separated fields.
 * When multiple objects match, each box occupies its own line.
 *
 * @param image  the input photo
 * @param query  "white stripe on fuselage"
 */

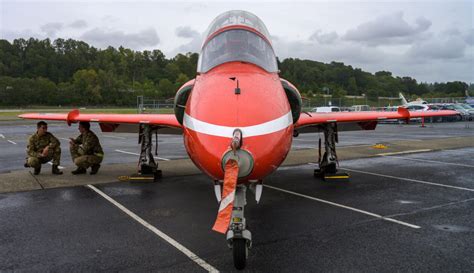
xmin=183 ymin=111 xmax=293 ymax=138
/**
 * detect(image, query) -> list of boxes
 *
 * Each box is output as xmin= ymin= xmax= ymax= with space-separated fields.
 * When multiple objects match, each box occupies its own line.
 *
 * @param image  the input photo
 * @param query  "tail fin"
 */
xmin=399 ymin=92 xmax=408 ymax=105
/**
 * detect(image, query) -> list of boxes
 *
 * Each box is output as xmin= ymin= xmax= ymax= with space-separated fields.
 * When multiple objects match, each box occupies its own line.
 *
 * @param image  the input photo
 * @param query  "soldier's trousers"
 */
xmin=27 ymin=147 xmax=61 ymax=168
xmin=70 ymin=145 xmax=103 ymax=169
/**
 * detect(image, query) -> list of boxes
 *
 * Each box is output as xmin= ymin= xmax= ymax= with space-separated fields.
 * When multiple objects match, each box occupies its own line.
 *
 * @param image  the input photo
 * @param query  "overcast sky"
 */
xmin=1 ymin=0 xmax=473 ymax=83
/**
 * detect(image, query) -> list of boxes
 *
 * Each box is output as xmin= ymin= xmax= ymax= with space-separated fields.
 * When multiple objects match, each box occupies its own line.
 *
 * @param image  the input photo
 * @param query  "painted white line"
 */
xmin=377 ymin=149 xmax=432 ymax=156
xmin=86 ymin=185 xmax=218 ymax=272
xmin=115 ymin=149 xmax=170 ymax=161
xmin=102 ymin=135 xmax=127 ymax=140
xmin=7 ymin=140 xmax=17 ymax=145
xmin=292 ymin=145 xmax=316 ymax=149
xmin=341 ymin=167 xmax=474 ymax=192
xmin=47 ymin=162 xmax=65 ymax=169
xmin=383 ymin=155 xmax=474 ymax=168
xmin=264 ymin=184 xmax=420 ymax=229
xmin=115 ymin=149 xmax=139 ymax=156
xmin=0 ymin=134 xmax=5 ymax=139
xmin=59 ymin=137 xmax=70 ymax=141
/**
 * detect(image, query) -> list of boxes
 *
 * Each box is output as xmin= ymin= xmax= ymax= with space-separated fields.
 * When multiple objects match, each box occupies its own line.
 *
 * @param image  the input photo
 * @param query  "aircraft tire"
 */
xmin=233 ymin=239 xmax=247 ymax=270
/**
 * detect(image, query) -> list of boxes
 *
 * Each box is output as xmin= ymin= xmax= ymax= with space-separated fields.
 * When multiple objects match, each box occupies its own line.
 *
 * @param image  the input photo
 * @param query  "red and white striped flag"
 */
xmin=212 ymin=159 xmax=239 ymax=234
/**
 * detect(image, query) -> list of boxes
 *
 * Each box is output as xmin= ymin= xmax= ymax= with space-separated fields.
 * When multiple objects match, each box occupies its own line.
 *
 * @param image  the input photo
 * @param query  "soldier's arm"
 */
xmin=48 ymin=134 xmax=60 ymax=149
xmin=81 ymin=134 xmax=98 ymax=155
xmin=26 ymin=136 xmax=38 ymax=157
xmin=74 ymin=135 xmax=82 ymax=144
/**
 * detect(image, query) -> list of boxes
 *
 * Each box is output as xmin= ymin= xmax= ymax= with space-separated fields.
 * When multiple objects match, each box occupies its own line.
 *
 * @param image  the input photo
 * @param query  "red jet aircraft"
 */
xmin=20 ymin=10 xmax=457 ymax=270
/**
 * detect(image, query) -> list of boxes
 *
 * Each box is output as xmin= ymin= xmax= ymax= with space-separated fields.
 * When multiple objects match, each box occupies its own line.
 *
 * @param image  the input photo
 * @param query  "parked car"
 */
xmin=439 ymin=104 xmax=469 ymax=121
xmin=456 ymin=104 xmax=474 ymax=120
xmin=405 ymin=104 xmax=430 ymax=112
xmin=310 ymin=106 xmax=341 ymax=113
xmin=351 ymin=105 xmax=370 ymax=112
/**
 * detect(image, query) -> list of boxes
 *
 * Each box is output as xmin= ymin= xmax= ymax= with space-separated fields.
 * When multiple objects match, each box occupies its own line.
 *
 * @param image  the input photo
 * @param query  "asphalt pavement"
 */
xmin=0 ymin=120 xmax=473 ymax=272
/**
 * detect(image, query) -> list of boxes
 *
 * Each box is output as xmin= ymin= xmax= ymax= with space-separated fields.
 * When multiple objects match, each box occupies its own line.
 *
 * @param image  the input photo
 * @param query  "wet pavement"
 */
xmin=0 ymin=120 xmax=473 ymax=272
xmin=1 ymin=120 xmax=472 ymax=173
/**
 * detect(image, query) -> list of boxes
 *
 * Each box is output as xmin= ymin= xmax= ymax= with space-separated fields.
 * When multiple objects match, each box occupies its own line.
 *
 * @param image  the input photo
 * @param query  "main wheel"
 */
xmin=232 ymin=239 xmax=247 ymax=270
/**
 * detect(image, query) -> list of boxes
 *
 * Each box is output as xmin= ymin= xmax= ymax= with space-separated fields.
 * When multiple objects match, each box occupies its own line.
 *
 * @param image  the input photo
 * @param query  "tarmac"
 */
xmin=0 ymin=120 xmax=473 ymax=272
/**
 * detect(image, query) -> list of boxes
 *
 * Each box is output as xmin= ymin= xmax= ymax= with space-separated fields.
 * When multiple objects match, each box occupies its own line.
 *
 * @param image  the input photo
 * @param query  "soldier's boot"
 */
xmin=52 ymin=165 xmax=63 ymax=175
xmin=71 ymin=167 xmax=87 ymax=175
xmin=90 ymin=164 xmax=101 ymax=175
xmin=33 ymin=165 xmax=41 ymax=175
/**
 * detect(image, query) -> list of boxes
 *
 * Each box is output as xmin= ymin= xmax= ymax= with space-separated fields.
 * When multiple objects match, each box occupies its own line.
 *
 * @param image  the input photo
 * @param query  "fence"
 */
xmin=136 ymin=96 xmax=174 ymax=113
xmin=137 ymin=95 xmax=467 ymax=113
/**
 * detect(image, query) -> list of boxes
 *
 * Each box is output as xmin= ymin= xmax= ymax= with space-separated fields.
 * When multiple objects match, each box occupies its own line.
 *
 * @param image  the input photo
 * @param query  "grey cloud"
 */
xmin=81 ymin=27 xmax=160 ymax=50
xmin=309 ymin=30 xmax=338 ymax=44
xmin=442 ymin=28 xmax=462 ymax=37
xmin=1 ymin=29 xmax=44 ymax=40
xmin=175 ymin=26 xmax=199 ymax=38
xmin=415 ymin=17 xmax=431 ymax=32
xmin=40 ymin=22 xmax=63 ymax=37
xmin=101 ymin=15 xmax=119 ymax=24
xmin=272 ymin=34 xmax=472 ymax=83
xmin=407 ymin=35 xmax=466 ymax=59
xmin=69 ymin=20 xmax=88 ymax=29
xmin=273 ymin=39 xmax=385 ymax=65
xmin=343 ymin=12 xmax=431 ymax=46
xmin=169 ymin=26 xmax=202 ymax=56
xmin=464 ymin=29 xmax=474 ymax=45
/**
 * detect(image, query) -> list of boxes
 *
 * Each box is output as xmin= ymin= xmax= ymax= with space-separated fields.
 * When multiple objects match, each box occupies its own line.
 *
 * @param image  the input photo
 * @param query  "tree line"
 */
xmin=0 ymin=38 xmax=471 ymax=106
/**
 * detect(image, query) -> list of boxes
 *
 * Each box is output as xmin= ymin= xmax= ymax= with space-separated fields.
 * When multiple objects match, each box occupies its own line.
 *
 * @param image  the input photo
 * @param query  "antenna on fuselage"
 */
xmin=229 ymin=77 xmax=241 ymax=95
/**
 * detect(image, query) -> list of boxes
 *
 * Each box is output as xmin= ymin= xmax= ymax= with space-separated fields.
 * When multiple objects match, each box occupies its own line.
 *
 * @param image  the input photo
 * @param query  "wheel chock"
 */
xmin=323 ymin=172 xmax=350 ymax=182
xmin=118 ymin=170 xmax=162 ymax=183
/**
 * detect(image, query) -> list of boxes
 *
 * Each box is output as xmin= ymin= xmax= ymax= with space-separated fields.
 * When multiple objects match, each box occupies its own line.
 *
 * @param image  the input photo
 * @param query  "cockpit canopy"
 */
xmin=197 ymin=10 xmax=278 ymax=73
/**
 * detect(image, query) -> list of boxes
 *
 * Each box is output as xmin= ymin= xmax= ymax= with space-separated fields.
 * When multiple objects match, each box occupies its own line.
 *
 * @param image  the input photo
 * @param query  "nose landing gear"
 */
xmin=226 ymin=184 xmax=252 ymax=270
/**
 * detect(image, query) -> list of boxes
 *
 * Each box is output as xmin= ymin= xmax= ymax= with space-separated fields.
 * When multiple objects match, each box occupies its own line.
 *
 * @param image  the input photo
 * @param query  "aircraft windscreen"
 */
xmin=197 ymin=29 xmax=278 ymax=73
xmin=202 ymin=10 xmax=271 ymax=44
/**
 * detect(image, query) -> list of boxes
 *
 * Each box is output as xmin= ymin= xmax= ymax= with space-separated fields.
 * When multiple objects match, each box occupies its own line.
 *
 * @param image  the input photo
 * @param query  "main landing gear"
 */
xmin=135 ymin=124 xmax=162 ymax=182
xmin=314 ymin=123 xmax=350 ymax=182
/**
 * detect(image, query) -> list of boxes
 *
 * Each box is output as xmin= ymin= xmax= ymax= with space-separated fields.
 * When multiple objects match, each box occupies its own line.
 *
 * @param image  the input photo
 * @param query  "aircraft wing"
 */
xmin=19 ymin=110 xmax=182 ymax=134
xmin=295 ymin=107 xmax=458 ymax=132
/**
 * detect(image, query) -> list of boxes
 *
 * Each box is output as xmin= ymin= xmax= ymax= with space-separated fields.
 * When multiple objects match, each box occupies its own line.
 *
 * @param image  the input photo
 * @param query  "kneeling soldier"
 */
xmin=69 ymin=121 xmax=104 ymax=175
xmin=25 ymin=121 xmax=63 ymax=175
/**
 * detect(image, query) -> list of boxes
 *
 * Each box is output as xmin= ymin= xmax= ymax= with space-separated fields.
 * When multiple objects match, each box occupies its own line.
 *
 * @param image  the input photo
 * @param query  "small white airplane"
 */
xmin=399 ymin=92 xmax=428 ymax=105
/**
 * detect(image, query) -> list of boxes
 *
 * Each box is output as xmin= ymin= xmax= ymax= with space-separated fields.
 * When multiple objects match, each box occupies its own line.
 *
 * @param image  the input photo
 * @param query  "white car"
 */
xmin=311 ymin=106 xmax=340 ymax=113
xmin=405 ymin=104 xmax=430 ymax=112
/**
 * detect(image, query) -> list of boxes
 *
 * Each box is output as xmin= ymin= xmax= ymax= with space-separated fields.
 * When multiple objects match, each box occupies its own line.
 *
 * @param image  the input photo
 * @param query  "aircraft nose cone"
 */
xmin=221 ymin=149 xmax=254 ymax=178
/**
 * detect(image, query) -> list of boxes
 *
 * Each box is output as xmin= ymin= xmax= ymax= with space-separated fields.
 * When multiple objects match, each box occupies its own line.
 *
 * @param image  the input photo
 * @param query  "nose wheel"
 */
xmin=232 ymin=238 xmax=249 ymax=270
xmin=225 ymin=184 xmax=252 ymax=270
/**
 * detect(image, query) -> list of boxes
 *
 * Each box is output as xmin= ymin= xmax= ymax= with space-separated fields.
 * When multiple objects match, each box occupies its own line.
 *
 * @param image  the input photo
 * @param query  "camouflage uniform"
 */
xmin=70 ymin=130 xmax=104 ymax=169
xmin=26 ymin=132 xmax=61 ymax=168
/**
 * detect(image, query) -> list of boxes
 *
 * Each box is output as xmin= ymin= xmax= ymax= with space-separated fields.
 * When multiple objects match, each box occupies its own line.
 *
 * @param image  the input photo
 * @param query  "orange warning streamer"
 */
xmin=212 ymin=159 xmax=239 ymax=234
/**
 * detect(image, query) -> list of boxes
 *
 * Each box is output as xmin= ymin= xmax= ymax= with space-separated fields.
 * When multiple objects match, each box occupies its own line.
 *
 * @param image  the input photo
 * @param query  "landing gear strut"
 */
xmin=137 ymin=124 xmax=162 ymax=181
xmin=226 ymin=184 xmax=252 ymax=270
xmin=314 ymin=123 xmax=350 ymax=182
